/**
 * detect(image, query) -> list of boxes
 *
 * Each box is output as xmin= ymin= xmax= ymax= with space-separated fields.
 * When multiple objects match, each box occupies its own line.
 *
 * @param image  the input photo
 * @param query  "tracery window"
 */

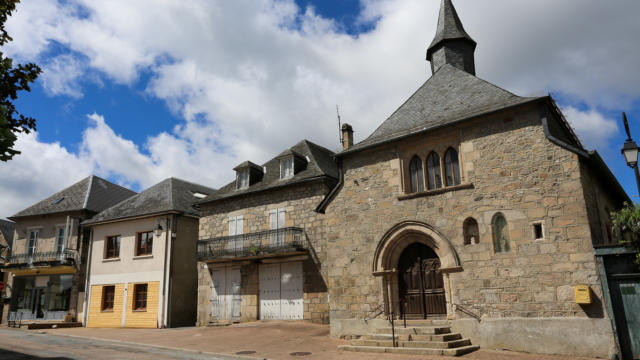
xmin=426 ymin=152 xmax=442 ymax=190
xmin=492 ymin=213 xmax=510 ymax=253
xmin=444 ymin=147 xmax=461 ymax=187
xmin=409 ymin=155 xmax=424 ymax=193
xmin=463 ymin=217 xmax=479 ymax=245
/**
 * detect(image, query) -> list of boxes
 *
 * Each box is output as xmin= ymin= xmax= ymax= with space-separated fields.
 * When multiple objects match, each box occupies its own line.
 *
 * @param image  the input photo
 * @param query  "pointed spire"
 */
xmin=426 ymin=0 xmax=477 ymax=75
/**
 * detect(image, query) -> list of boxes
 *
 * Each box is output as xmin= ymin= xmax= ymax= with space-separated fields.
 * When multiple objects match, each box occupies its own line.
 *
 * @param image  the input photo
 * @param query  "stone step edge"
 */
xmin=349 ymin=338 xmax=472 ymax=349
xmin=338 ymin=344 xmax=480 ymax=356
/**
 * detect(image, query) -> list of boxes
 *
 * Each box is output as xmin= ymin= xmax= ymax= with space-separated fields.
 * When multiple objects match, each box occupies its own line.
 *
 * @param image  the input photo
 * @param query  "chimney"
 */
xmin=341 ymin=123 xmax=354 ymax=150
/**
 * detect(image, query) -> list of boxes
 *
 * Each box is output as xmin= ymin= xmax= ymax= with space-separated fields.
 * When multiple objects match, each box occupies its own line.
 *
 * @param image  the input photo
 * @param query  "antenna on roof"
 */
xmin=336 ymin=105 xmax=343 ymax=146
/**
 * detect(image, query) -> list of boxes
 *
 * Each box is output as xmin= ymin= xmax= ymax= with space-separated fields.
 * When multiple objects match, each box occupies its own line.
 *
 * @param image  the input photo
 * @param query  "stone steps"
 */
xmin=350 ymin=338 xmax=472 ymax=349
xmin=338 ymin=344 xmax=480 ymax=356
xmin=375 ymin=326 xmax=451 ymax=335
xmin=339 ymin=322 xmax=479 ymax=357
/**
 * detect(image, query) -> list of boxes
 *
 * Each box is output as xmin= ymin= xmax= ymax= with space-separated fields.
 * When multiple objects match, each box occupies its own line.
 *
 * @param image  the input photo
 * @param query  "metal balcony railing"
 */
xmin=4 ymin=249 xmax=80 ymax=267
xmin=197 ymin=227 xmax=306 ymax=260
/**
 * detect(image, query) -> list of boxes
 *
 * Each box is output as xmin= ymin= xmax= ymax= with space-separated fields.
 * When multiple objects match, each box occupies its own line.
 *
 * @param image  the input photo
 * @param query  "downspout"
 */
xmin=82 ymin=228 xmax=94 ymax=326
xmin=166 ymin=214 xmax=177 ymax=328
xmin=160 ymin=216 xmax=170 ymax=328
xmin=315 ymin=158 xmax=343 ymax=214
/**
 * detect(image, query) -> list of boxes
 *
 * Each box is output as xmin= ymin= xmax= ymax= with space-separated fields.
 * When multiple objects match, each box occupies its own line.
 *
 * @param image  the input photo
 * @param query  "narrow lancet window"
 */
xmin=444 ymin=148 xmax=461 ymax=187
xmin=463 ymin=217 xmax=479 ymax=245
xmin=492 ymin=213 xmax=510 ymax=253
xmin=409 ymin=156 xmax=424 ymax=193
xmin=426 ymin=152 xmax=442 ymax=190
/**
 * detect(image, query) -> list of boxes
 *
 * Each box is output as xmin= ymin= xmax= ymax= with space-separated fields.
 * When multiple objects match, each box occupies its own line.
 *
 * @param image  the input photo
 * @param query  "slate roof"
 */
xmin=199 ymin=140 xmax=338 ymax=204
xmin=0 ymin=219 xmax=15 ymax=247
xmin=83 ymin=178 xmax=216 ymax=225
xmin=10 ymin=175 xmax=136 ymax=219
xmin=427 ymin=0 xmax=476 ymax=60
xmin=341 ymin=64 xmax=543 ymax=155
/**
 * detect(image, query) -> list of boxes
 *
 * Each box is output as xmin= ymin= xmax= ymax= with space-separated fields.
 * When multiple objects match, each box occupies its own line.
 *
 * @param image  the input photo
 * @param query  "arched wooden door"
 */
xmin=398 ymin=243 xmax=446 ymax=318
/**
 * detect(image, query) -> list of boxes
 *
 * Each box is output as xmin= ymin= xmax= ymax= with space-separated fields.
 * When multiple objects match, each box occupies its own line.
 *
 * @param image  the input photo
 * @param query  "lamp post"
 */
xmin=621 ymin=112 xmax=640 ymax=197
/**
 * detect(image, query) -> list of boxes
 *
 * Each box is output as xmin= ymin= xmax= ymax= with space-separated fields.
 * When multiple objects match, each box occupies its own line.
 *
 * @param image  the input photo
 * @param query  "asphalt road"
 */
xmin=0 ymin=328 xmax=254 ymax=360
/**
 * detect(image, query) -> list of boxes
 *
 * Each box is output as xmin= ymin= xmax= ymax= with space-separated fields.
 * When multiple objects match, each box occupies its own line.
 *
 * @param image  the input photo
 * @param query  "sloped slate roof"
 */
xmin=343 ymin=64 xmax=542 ymax=154
xmin=199 ymin=140 xmax=337 ymax=203
xmin=0 ymin=219 xmax=15 ymax=247
xmin=10 ymin=176 xmax=136 ymax=219
xmin=83 ymin=178 xmax=215 ymax=225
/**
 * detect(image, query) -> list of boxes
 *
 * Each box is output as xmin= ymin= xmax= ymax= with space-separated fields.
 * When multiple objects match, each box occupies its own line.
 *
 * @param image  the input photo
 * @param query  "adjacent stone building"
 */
xmin=196 ymin=140 xmax=337 ymax=325
xmin=2 ymin=176 xmax=135 ymax=325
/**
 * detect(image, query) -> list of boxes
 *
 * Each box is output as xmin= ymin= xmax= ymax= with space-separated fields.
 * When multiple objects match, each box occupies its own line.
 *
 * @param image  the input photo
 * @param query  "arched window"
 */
xmin=492 ymin=213 xmax=510 ymax=253
xmin=409 ymin=155 xmax=424 ymax=193
xmin=444 ymin=147 xmax=461 ymax=187
xmin=463 ymin=217 xmax=479 ymax=245
xmin=426 ymin=152 xmax=442 ymax=190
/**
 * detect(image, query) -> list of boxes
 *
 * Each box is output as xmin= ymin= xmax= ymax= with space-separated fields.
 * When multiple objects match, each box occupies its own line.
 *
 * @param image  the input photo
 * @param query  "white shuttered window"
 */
xmin=228 ymin=215 xmax=244 ymax=251
xmin=269 ymin=208 xmax=286 ymax=246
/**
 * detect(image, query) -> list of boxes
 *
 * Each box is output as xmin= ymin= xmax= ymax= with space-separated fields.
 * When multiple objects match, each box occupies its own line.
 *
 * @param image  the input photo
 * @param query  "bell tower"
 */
xmin=426 ymin=0 xmax=477 ymax=75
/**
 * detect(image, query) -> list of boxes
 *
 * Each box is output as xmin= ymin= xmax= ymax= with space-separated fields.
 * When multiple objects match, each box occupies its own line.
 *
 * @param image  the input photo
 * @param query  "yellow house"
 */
xmin=83 ymin=178 xmax=213 ymax=328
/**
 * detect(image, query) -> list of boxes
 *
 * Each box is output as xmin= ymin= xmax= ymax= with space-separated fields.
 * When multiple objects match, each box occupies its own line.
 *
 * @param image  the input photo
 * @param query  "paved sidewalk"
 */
xmin=36 ymin=321 xmax=600 ymax=360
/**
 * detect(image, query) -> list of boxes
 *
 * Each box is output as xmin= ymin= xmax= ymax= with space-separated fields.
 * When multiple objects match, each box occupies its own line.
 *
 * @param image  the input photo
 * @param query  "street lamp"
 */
xmin=621 ymin=112 xmax=640 ymax=197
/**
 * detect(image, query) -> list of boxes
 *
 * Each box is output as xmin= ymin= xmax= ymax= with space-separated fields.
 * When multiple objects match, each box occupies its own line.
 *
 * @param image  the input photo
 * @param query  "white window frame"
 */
xmin=228 ymin=215 xmax=244 ymax=251
xmin=280 ymin=158 xmax=294 ymax=179
xmin=269 ymin=208 xmax=286 ymax=246
xmin=236 ymin=170 xmax=250 ymax=189
xmin=26 ymin=229 xmax=38 ymax=264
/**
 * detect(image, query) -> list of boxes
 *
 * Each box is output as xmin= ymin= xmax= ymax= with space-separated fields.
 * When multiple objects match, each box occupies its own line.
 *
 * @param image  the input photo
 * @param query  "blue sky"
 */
xmin=2 ymin=0 xmax=640 ymax=218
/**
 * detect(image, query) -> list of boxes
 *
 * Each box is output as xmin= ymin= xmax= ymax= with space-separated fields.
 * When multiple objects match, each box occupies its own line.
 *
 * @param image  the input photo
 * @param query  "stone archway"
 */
xmin=372 ymin=221 xmax=463 ymax=319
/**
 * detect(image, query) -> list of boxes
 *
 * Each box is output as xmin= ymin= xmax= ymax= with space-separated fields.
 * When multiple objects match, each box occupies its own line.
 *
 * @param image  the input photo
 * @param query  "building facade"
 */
xmin=316 ymin=0 xmax=628 ymax=358
xmin=0 ymin=219 xmax=15 ymax=323
xmin=196 ymin=140 xmax=336 ymax=325
xmin=83 ymin=178 xmax=212 ymax=328
xmin=2 ymin=176 xmax=135 ymax=325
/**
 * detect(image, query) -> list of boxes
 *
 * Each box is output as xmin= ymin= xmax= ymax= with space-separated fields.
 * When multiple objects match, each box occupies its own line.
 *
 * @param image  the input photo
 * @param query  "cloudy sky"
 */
xmin=1 ymin=0 xmax=639 ymax=219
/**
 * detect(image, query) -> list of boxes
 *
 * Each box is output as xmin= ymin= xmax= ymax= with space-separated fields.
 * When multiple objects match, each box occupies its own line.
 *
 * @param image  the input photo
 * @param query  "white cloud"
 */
xmin=1 ymin=0 xmax=639 ymax=217
xmin=562 ymin=107 xmax=618 ymax=151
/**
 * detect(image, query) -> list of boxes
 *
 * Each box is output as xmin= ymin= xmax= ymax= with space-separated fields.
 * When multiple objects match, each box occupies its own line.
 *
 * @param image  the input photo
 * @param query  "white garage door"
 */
xmin=210 ymin=267 xmax=241 ymax=321
xmin=259 ymin=262 xmax=303 ymax=320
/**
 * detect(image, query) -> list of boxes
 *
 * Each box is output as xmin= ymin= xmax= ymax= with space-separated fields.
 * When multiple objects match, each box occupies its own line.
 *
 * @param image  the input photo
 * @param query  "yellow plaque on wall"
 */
xmin=574 ymin=285 xmax=591 ymax=304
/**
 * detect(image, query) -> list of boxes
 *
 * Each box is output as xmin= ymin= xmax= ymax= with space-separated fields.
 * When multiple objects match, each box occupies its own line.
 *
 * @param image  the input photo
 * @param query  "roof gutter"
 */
xmin=337 ymin=97 xmax=545 ymax=158
xmin=81 ymin=210 xmax=182 ymax=227
xmin=315 ymin=158 xmax=343 ymax=214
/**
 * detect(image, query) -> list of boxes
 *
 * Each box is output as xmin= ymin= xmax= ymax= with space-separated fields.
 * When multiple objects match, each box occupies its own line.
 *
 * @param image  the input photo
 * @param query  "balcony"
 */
xmin=197 ymin=227 xmax=307 ymax=261
xmin=4 ymin=249 xmax=80 ymax=268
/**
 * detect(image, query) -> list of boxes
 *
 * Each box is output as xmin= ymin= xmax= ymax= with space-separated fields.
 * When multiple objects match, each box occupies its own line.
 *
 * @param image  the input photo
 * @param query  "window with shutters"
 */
xmin=426 ymin=152 xmax=442 ymax=190
xmin=492 ymin=213 xmax=511 ymax=253
xmin=444 ymin=147 xmax=461 ymax=187
xmin=55 ymin=228 xmax=65 ymax=253
xmin=269 ymin=208 xmax=286 ymax=246
xmin=27 ymin=230 xmax=38 ymax=256
xmin=228 ymin=215 xmax=244 ymax=251
xmin=409 ymin=155 xmax=424 ymax=193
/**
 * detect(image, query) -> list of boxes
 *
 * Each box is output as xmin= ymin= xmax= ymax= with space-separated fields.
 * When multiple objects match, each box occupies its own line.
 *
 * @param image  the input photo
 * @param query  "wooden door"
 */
xmin=259 ymin=263 xmax=280 ymax=320
xmin=611 ymin=276 xmax=640 ymax=360
xmin=210 ymin=269 xmax=225 ymax=321
xmin=210 ymin=268 xmax=241 ymax=321
xmin=280 ymin=262 xmax=303 ymax=320
xmin=400 ymin=258 xmax=446 ymax=318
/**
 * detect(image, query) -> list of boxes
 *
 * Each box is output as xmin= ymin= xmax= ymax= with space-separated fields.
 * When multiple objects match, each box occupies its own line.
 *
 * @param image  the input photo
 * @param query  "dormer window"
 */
xmin=233 ymin=161 xmax=264 ymax=190
xmin=236 ymin=169 xmax=250 ymax=189
xmin=280 ymin=158 xmax=294 ymax=179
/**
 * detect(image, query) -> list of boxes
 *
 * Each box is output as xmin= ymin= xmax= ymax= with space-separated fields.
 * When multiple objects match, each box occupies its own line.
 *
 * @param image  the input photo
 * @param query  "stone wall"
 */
xmin=197 ymin=181 xmax=332 ymax=325
xmin=323 ymin=103 xmax=617 ymax=357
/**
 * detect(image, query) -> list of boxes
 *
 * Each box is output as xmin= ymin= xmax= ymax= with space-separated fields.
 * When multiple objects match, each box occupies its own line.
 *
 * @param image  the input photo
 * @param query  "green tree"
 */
xmin=611 ymin=202 xmax=640 ymax=264
xmin=0 ymin=0 xmax=41 ymax=161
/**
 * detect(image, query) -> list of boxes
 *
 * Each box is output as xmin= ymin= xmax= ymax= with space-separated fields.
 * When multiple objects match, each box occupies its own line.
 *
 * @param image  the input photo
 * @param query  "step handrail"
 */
xmin=364 ymin=304 xmax=384 ymax=321
xmin=454 ymin=303 xmax=481 ymax=322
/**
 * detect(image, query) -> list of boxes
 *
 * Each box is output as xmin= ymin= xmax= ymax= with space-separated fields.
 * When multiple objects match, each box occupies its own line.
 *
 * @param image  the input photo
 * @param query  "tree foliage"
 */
xmin=0 ymin=0 xmax=41 ymax=161
xmin=611 ymin=202 xmax=640 ymax=264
